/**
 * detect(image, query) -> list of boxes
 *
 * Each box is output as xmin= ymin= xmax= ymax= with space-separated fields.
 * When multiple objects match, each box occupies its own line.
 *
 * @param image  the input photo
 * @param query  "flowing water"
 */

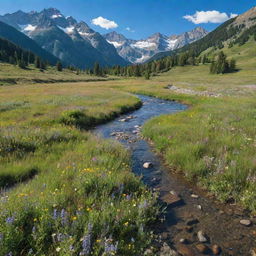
xmin=95 ymin=95 xmax=255 ymax=256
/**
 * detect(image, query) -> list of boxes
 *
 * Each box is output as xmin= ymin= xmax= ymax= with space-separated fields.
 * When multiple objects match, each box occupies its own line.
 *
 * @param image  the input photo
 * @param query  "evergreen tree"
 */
xmin=229 ymin=59 xmax=236 ymax=72
xmin=35 ymin=56 xmax=41 ymax=69
xmin=144 ymin=70 xmax=150 ymax=80
xmin=56 ymin=61 xmax=63 ymax=72
xmin=93 ymin=62 xmax=100 ymax=76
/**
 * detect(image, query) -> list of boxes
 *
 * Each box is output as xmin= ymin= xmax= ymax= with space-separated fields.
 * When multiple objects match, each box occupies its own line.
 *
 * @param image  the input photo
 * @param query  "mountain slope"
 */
xmin=0 ymin=20 xmax=58 ymax=64
xmin=149 ymin=6 xmax=256 ymax=62
xmin=104 ymin=27 xmax=208 ymax=63
xmin=0 ymin=9 xmax=129 ymax=68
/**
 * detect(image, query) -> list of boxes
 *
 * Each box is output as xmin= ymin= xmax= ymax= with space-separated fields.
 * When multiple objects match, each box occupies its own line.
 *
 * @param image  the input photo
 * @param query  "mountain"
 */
xmin=104 ymin=27 xmax=208 ymax=63
xmin=0 ymin=20 xmax=58 ymax=65
xmin=148 ymin=6 xmax=256 ymax=62
xmin=0 ymin=8 xmax=129 ymax=68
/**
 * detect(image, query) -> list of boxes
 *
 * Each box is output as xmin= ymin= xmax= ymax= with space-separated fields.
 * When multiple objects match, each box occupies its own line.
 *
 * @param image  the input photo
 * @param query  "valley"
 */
xmin=0 ymin=3 xmax=256 ymax=256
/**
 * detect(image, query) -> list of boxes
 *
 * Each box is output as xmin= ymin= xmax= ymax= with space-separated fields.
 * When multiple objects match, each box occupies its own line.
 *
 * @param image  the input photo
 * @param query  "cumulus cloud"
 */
xmin=183 ymin=10 xmax=238 ymax=24
xmin=126 ymin=27 xmax=135 ymax=32
xmin=91 ymin=16 xmax=118 ymax=29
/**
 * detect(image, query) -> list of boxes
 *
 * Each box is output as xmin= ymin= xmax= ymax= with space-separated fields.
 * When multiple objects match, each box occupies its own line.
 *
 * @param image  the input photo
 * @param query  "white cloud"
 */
xmin=126 ymin=27 xmax=135 ymax=32
xmin=183 ymin=10 xmax=237 ymax=24
xmin=91 ymin=16 xmax=118 ymax=29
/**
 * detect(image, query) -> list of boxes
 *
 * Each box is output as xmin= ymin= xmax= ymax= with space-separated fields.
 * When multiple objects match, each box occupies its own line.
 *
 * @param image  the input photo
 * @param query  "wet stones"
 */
xmin=160 ymin=243 xmax=178 ymax=256
xmin=195 ymin=244 xmax=209 ymax=253
xmin=162 ymin=191 xmax=182 ymax=205
xmin=240 ymin=219 xmax=252 ymax=227
xmin=251 ymin=248 xmax=256 ymax=256
xmin=212 ymin=244 xmax=221 ymax=255
xmin=143 ymin=162 xmax=153 ymax=168
xmin=197 ymin=230 xmax=208 ymax=243
xmin=177 ymin=245 xmax=196 ymax=256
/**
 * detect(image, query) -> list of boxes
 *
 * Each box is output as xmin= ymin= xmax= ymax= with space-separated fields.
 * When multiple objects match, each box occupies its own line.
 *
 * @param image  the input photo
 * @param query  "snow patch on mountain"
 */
xmin=131 ymin=41 xmax=156 ymax=49
xmin=51 ymin=14 xmax=63 ymax=19
xmin=107 ymin=40 xmax=124 ymax=48
xmin=19 ymin=24 xmax=37 ymax=32
xmin=58 ymin=26 xmax=75 ymax=34
xmin=167 ymin=39 xmax=178 ymax=50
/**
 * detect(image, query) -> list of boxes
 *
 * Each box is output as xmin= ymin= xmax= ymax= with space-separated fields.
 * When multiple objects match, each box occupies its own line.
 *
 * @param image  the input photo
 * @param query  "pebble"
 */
xmin=143 ymin=162 xmax=153 ymax=168
xmin=177 ymin=245 xmax=196 ymax=256
xmin=197 ymin=205 xmax=202 ymax=210
xmin=212 ymin=244 xmax=221 ymax=255
xmin=197 ymin=230 xmax=207 ymax=242
xmin=179 ymin=238 xmax=188 ymax=244
xmin=191 ymin=194 xmax=199 ymax=199
xmin=162 ymin=192 xmax=181 ymax=205
xmin=240 ymin=219 xmax=252 ymax=227
xmin=195 ymin=244 xmax=208 ymax=253
xmin=119 ymin=118 xmax=127 ymax=122
xmin=250 ymin=248 xmax=256 ymax=256
xmin=160 ymin=243 xmax=178 ymax=256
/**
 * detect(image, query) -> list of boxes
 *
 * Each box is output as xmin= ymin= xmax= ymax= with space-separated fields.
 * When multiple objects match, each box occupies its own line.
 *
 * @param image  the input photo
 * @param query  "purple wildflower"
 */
xmin=53 ymin=209 xmax=58 ymax=220
xmin=6 ymin=216 xmax=14 ymax=225
xmin=80 ymin=233 xmax=91 ymax=255
xmin=6 ymin=252 xmax=13 ymax=256
xmin=92 ymin=157 xmax=97 ymax=162
xmin=60 ymin=209 xmax=68 ymax=225
xmin=126 ymin=194 xmax=132 ymax=200
xmin=104 ymin=239 xmax=118 ymax=255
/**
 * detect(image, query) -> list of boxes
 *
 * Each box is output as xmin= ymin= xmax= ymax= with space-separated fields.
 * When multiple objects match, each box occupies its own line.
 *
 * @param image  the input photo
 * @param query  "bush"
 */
xmin=60 ymin=110 xmax=96 ymax=129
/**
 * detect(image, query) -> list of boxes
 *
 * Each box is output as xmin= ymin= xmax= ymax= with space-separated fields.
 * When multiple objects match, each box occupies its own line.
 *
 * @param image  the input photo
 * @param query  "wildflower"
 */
xmin=56 ymin=247 xmax=61 ymax=252
xmin=80 ymin=234 xmax=91 ymax=255
xmin=70 ymin=245 xmax=75 ymax=252
xmin=53 ymin=209 xmax=58 ymax=220
xmin=104 ymin=238 xmax=118 ymax=255
xmin=60 ymin=209 xmax=68 ymax=225
xmin=72 ymin=216 xmax=77 ymax=221
xmin=6 ymin=216 xmax=14 ymax=225
xmin=6 ymin=252 xmax=13 ymax=256
xmin=124 ymin=222 xmax=129 ymax=226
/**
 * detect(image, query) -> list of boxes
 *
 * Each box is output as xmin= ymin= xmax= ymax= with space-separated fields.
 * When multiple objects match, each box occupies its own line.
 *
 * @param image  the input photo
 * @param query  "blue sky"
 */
xmin=0 ymin=0 xmax=255 ymax=39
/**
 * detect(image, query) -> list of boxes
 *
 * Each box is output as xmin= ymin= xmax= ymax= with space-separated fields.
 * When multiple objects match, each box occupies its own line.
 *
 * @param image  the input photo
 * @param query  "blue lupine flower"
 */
xmin=6 ymin=216 xmax=14 ymax=225
xmin=60 ymin=209 xmax=68 ymax=225
xmin=81 ymin=234 xmax=91 ymax=254
xmin=53 ymin=209 xmax=58 ymax=220
xmin=104 ymin=239 xmax=118 ymax=255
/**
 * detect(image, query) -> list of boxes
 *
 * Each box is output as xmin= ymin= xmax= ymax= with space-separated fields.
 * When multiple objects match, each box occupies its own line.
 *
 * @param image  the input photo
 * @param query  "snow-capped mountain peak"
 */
xmin=103 ymin=27 xmax=208 ymax=63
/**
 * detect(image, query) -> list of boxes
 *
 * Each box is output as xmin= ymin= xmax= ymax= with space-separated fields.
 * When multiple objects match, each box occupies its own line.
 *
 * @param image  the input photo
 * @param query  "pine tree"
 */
xmin=56 ymin=61 xmax=63 ymax=72
xmin=93 ymin=62 xmax=100 ymax=76
xmin=35 ymin=56 xmax=41 ymax=69
xmin=144 ymin=70 xmax=150 ymax=80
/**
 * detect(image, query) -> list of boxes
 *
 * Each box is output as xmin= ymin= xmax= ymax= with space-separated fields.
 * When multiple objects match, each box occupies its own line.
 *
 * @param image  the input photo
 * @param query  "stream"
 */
xmin=95 ymin=95 xmax=255 ymax=256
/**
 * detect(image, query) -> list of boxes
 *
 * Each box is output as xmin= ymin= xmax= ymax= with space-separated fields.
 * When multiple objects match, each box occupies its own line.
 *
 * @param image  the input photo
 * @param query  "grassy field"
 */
xmin=0 ymin=38 xmax=256 ymax=254
xmin=0 ymin=63 xmax=115 ymax=86
xmin=0 ymin=83 xmax=158 ymax=255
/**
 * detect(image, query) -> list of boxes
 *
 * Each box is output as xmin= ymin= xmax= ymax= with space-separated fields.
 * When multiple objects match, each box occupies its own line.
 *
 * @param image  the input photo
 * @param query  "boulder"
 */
xmin=143 ymin=162 xmax=153 ymax=168
xmin=197 ymin=230 xmax=207 ymax=243
xmin=240 ymin=219 xmax=252 ymax=227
